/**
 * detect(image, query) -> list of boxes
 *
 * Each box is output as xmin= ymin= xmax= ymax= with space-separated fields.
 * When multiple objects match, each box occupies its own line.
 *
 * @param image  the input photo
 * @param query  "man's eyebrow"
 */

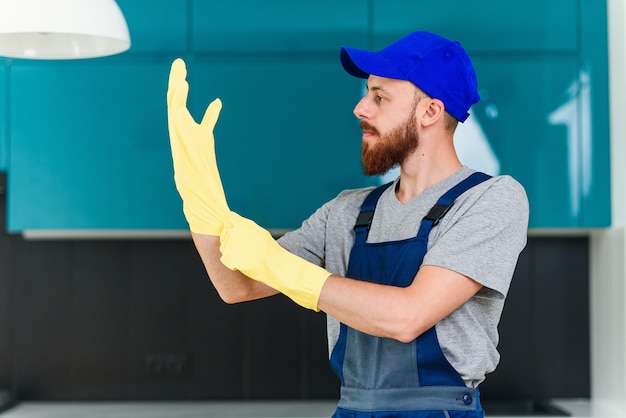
xmin=366 ymin=85 xmax=387 ymax=94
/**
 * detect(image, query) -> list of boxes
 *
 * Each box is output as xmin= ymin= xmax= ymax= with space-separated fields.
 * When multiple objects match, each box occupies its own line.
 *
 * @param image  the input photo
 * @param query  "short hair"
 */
xmin=413 ymin=88 xmax=459 ymax=133
xmin=443 ymin=111 xmax=459 ymax=132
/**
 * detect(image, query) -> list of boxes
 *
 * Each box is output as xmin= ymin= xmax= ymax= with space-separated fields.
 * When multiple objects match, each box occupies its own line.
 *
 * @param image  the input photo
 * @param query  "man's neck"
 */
xmin=395 ymin=151 xmax=462 ymax=204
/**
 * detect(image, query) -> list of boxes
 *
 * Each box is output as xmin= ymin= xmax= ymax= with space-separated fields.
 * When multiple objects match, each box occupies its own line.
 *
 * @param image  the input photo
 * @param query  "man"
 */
xmin=168 ymin=31 xmax=529 ymax=418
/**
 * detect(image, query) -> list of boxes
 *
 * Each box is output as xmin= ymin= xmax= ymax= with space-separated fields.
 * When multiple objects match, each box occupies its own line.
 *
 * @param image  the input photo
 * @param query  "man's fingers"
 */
xmin=167 ymin=58 xmax=189 ymax=108
xmin=201 ymin=98 xmax=223 ymax=131
xmin=169 ymin=58 xmax=187 ymax=86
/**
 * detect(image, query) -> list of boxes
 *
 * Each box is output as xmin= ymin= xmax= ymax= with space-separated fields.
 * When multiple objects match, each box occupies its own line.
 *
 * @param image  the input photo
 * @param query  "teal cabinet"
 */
xmin=471 ymin=57 xmax=586 ymax=227
xmin=8 ymin=59 xmax=180 ymax=230
xmin=192 ymin=0 xmax=368 ymax=53
xmin=117 ymin=0 xmax=187 ymax=55
xmin=371 ymin=0 xmax=610 ymax=228
xmin=191 ymin=57 xmax=370 ymax=229
xmin=5 ymin=1 xmax=373 ymax=233
xmin=372 ymin=0 xmax=577 ymax=52
xmin=1 ymin=0 xmax=612 ymax=233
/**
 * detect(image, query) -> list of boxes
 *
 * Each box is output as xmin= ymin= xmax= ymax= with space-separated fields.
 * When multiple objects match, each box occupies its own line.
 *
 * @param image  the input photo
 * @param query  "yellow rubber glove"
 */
xmin=167 ymin=58 xmax=230 ymax=235
xmin=220 ymin=212 xmax=331 ymax=311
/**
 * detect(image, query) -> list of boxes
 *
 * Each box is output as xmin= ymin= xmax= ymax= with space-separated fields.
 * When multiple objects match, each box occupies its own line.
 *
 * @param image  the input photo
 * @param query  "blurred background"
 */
xmin=0 ymin=0 xmax=623 ymax=416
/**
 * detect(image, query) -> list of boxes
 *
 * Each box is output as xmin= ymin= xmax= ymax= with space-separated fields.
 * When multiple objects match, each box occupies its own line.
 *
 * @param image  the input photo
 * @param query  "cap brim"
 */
xmin=340 ymin=46 xmax=407 ymax=80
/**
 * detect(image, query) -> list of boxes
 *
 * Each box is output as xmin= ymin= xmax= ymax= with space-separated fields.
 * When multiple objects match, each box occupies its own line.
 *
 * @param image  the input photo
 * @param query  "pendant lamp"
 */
xmin=0 ymin=0 xmax=131 ymax=59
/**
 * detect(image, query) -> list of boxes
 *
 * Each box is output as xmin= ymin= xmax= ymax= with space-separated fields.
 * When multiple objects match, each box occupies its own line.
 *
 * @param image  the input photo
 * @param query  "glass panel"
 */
xmin=3 ymin=0 xmax=610 ymax=231
xmin=8 ymin=59 xmax=179 ymax=231
xmin=372 ymin=0 xmax=577 ymax=53
xmin=192 ymin=57 xmax=374 ymax=229
xmin=193 ymin=0 xmax=368 ymax=53
xmin=117 ymin=0 xmax=187 ymax=54
xmin=471 ymin=56 xmax=598 ymax=227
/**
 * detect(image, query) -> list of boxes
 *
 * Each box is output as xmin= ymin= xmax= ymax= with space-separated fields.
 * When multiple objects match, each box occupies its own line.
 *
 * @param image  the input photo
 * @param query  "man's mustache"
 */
xmin=360 ymin=121 xmax=379 ymax=136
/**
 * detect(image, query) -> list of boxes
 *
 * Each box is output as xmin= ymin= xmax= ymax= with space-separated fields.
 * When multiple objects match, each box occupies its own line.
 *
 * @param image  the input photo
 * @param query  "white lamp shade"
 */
xmin=0 ymin=0 xmax=131 ymax=59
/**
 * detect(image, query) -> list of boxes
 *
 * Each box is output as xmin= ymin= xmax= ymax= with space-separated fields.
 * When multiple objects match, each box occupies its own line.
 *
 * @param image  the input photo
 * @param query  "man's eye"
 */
xmin=375 ymin=95 xmax=384 ymax=103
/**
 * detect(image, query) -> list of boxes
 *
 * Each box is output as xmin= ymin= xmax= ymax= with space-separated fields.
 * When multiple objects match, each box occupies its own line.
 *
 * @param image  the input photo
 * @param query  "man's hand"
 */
xmin=219 ymin=212 xmax=331 ymax=311
xmin=167 ymin=58 xmax=230 ymax=235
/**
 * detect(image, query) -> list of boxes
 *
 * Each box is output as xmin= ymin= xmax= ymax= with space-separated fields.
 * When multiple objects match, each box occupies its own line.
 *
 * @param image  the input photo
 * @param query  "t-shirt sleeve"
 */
xmin=421 ymin=175 xmax=529 ymax=296
xmin=277 ymin=188 xmax=372 ymax=272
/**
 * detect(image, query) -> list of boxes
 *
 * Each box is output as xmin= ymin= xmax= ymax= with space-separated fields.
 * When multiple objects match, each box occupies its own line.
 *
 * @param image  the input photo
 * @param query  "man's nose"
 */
xmin=353 ymin=96 xmax=370 ymax=120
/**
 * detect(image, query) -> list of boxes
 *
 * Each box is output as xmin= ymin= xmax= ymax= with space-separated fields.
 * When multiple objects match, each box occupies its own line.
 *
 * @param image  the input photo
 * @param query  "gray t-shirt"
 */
xmin=278 ymin=166 xmax=529 ymax=387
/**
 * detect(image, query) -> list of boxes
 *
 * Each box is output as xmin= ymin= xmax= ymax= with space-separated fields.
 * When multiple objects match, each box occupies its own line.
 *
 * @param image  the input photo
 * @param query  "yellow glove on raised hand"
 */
xmin=167 ymin=58 xmax=230 ymax=235
xmin=220 ymin=212 xmax=331 ymax=311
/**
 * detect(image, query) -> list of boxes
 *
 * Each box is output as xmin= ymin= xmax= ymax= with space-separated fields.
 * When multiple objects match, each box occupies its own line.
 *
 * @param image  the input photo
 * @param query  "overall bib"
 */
xmin=330 ymin=172 xmax=490 ymax=418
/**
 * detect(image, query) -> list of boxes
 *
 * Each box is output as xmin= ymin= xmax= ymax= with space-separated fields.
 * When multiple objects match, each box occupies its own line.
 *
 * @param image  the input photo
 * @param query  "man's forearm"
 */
xmin=191 ymin=232 xmax=279 ymax=303
xmin=317 ymin=265 xmax=483 ymax=343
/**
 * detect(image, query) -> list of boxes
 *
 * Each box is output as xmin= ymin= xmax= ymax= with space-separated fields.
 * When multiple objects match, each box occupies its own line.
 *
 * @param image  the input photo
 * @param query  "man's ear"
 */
xmin=420 ymin=98 xmax=445 ymax=127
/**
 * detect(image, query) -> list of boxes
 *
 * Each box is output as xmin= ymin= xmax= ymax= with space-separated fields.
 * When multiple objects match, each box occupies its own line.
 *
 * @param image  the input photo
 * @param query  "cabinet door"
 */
xmin=7 ymin=59 xmax=180 ymax=232
xmin=7 ymin=57 xmax=373 ymax=233
xmin=371 ymin=0 xmax=577 ymax=53
xmin=192 ymin=0 xmax=368 ymax=54
xmin=469 ymin=56 xmax=597 ymax=227
xmin=117 ymin=0 xmax=187 ymax=55
xmin=370 ymin=0 xmax=609 ymax=227
xmin=191 ymin=57 xmax=373 ymax=230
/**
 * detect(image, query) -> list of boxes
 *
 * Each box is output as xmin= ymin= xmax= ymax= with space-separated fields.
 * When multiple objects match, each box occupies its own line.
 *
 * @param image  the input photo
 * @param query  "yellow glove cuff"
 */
xmin=219 ymin=212 xmax=329 ymax=311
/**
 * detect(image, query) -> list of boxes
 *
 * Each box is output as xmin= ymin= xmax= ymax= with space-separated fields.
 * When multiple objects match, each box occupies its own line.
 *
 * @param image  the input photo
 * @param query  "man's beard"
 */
xmin=360 ymin=109 xmax=419 ymax=176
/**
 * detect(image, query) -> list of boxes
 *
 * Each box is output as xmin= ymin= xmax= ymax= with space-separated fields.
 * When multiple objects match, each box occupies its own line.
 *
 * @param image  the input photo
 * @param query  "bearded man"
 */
xmin=168 ymin=31 xmax=530 ymax=418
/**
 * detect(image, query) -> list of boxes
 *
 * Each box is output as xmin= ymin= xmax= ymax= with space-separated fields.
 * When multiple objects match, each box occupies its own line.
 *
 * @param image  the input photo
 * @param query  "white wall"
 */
xmin=589 ymin=0 xmax=626 ymax=415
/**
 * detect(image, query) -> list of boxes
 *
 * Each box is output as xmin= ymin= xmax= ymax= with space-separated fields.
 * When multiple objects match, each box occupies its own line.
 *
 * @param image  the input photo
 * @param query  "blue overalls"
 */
xmin=330 ymin=172 xmax=490 ymax=418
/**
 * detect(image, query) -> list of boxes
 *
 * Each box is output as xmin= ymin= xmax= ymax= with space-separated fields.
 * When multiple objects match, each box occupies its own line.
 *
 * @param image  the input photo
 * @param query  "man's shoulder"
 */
xmin=331 ymin=185 xmax=379 ymax=206
xmin=450 ymin=172 xmax=529 ymax=223
xmin=482 ymin=174 xmax=529 ymax=202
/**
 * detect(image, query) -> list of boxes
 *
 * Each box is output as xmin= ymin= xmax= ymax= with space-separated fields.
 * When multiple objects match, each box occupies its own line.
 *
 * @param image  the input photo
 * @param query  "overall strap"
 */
xmin=353 ymin=181 xmax=394 ymax=245
xmin=416 ymin=171 xmax=491 ymax=240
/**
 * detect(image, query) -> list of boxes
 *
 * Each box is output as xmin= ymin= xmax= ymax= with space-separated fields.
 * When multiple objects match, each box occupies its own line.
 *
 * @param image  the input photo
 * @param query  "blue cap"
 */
xmin=340 ymin=31 xmax=480 ymax=122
